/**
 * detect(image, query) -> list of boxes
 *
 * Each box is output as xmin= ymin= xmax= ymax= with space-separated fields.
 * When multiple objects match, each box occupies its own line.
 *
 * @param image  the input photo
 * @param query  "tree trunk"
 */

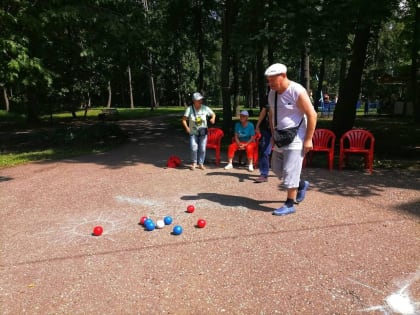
xmin=247 ymin=69 xmax=252 ymax=108
xmin=149 ymin=72 xmax=157 ymax=110
xmin=26 ymin=86 xmax=39 ymax=123
xmin=232 ymin=53 xmax=240 ymax=116
xmin=128 ymin=65 xmax=134 ymax=108
xmin=143 ymin=0 xmax=157 ymax=110
xmin=332 ymin=22 xmax=371 ymax=138
xmin=148 ymin=51 xmax=157 ymax=110
xmin=315 ymin=56 xmax=325 ymax=111
xmin=411 ymin=1 xmax=420 ymax=122
xmin=84 ymin=92 xmax=90 ymax=117
xmin=107 ymin=81 xmax=112 ymax=108
xmin=256 ymin=45 xmax=266 ymax=109
xmin=221 ymin=0 xmax=236 ymax=134
xmin=300 ymin=45 xmax=310 ymax=92
xmin=337 ymin=57 xmax=348 ymax=103
xmin=194 ymin=1 xmax=204 ymax=92
xmin=2 ymin=86 xmax=10 ymax=111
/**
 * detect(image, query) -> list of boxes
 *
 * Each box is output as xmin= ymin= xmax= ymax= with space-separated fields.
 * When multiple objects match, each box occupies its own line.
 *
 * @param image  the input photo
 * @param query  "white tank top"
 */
xmin=268 ymin=81 xmax=307 ymax=150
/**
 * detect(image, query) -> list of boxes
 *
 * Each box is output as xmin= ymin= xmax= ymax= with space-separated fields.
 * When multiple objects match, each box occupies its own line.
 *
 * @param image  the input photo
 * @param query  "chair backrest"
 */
xmin=313 ymin=129 xmax=336 ymax=148
xmin=340 ymin=129 xmax=375 ymax=151
xmin=207 ymin=128 xmax=224 ymax=145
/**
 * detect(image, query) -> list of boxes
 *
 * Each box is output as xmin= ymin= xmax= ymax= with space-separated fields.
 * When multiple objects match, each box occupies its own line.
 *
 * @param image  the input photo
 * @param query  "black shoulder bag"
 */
xmin=272 ymin=92 xmax=303 ymax=147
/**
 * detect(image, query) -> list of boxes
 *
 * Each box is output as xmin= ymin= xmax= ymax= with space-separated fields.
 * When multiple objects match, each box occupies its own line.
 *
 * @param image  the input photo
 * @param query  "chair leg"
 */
xmin=253 ymin=152 xmax=258 ymax=168
xmin=308 ymin=152 xmax=314 ymax=165
xmin=367 ymin=154 xmax=373 ymax=174
xmin=339 ymin=154 xmax=344 ymax=170
xmin=328 ymin=152 xmax=334 ymax=171
xmin=238 ymin=151 xmax=243 ymax=164
xmin=215 ymin=148 xmax=220 ymax=166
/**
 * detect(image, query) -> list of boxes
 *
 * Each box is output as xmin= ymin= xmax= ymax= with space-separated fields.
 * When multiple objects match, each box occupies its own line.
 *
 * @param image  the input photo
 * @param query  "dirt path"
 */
xmin=1 ymin=117 xmax=419 ymax=314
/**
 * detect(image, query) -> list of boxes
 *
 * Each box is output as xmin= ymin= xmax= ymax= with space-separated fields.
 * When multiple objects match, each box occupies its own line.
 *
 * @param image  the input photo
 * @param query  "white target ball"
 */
xmin=156 ymin=219 xmax=165 ymax=229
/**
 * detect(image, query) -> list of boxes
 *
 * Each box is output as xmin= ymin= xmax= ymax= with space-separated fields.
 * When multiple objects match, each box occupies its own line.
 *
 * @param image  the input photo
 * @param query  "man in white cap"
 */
xmin=182 ymin=92 xmax=216 ymax=170
xmin=265 ymin=63 xmax=317 ymax=215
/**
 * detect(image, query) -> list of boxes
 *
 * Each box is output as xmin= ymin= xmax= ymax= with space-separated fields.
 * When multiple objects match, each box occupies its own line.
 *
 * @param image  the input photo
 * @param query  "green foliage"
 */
xmin=0 ymin=0 xmax=416 ymax=125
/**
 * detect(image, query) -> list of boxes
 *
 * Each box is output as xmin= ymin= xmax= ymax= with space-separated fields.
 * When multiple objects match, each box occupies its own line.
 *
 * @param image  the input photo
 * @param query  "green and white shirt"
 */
xmin=183 ymin=105 xmax=214 ymax=135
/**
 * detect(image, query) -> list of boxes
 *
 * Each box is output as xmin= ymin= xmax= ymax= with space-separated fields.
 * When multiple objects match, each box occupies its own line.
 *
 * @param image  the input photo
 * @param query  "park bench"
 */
xmin=98 ymin=108 xmax=119 ymax=121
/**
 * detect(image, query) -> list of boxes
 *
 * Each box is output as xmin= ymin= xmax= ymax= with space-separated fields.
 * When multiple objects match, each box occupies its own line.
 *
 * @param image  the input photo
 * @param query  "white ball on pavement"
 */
xmin=156 ymin=219 xmax=165 ymax=229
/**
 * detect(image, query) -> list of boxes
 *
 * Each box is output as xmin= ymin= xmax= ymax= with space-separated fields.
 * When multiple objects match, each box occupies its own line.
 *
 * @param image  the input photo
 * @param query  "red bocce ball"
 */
xmin=139 ymin=216 xmax=148 ymax=225
xmin=197 ymin=219 xmax=206 ymax=228
xmin=93 ymin=226 xmax=103 ymax=236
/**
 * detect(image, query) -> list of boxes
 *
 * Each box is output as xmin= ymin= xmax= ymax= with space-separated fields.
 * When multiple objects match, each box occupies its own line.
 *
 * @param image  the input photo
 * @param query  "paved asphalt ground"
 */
xmin=1 ymin=117 xmax=419 ymax=315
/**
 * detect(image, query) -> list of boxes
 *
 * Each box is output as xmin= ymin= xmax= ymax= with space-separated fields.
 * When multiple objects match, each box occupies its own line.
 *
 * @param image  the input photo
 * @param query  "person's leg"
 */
xmin=190 ymin=134 xmax=198 ymax=170
xmin=282 ymin=149 xmax=303 ymax=195
xmin=270 ymin=149 xmax=284 ymax=180
xmin=296 ymin=179 xmax=310 ymax=203
xmin=273 ymin=149 xmax=304 ymax=215
xmin=198 ymin=135 xmax=207 ymax=169
xmin=246 ymin=142 xmax=256 ymax=171
xmin=257 ymin=130 xmax=271 ymax=180
xmin=225 ymin=143 xmax=238 ymax=169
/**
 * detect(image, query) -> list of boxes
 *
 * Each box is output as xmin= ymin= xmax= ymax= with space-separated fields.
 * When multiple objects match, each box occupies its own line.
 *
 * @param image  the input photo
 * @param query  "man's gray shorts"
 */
xmin=271 ymin=149 xmax=304 ymax=189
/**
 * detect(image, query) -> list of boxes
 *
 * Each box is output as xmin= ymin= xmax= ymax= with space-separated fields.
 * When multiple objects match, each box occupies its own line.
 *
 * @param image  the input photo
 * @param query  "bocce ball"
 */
xmin=164 ymin=216 xmax=173 ymax=225
xmin=145 ymin=221 xmax=155 ymax=231
xmin=156 ymin=219 xmax=165 ymax=229
xmin=139 ymin=216 xmax=148 ymax=225
xmin=172 ymin=225 xmax=183 ymax=235
xmin=93 ymin=226 xmax=103 ymax=236
xmin=187 ymin=205 xmax=195 ymax=213
xmin=197 ymin=219 xmax=206 ymax=228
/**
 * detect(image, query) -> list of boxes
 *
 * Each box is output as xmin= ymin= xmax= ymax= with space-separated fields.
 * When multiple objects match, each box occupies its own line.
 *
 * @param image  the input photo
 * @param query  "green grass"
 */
xmin=39 ymin=107 xmax=185 ymax=122
xmin=0 ymin=111 xmax=130 ymax=168
xmin=0 ymin=106 xmax=189 ymax=168
xmin=0 ymin=147 xmax=109 ymax=167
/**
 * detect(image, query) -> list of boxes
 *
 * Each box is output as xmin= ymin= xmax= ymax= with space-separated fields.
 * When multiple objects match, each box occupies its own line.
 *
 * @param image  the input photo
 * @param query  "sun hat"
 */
xmin=264 ymin=63 xmax=287 ymax=76
xmin=192 ymin=92 xmax=204 ymax=101
xmin=240 ymin=110 xmax=249 ymax=116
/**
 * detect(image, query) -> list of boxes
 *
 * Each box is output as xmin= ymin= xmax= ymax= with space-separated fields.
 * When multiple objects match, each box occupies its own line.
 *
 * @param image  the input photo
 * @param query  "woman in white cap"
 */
xmin=224 ymin=110 xmax=257 ymax=172
xmin=182 ymin=92 xmax=216 ymax=170
xmin=265 ymin=63 xmax=317 ymax=216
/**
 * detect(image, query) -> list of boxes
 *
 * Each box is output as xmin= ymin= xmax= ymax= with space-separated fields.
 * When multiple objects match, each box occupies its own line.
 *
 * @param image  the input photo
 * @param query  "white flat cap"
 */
xmin=264 ymin=63 xmax=287 ymax=76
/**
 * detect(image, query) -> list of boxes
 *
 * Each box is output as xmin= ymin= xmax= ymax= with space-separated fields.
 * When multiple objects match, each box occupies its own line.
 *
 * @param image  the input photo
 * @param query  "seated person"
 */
xmin=224 ymin=110 xmax=257 ymax=172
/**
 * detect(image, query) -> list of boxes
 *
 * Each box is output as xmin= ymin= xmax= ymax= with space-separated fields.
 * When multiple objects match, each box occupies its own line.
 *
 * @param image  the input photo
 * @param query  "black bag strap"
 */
xmin=274 ymin=92 xmax=278 ymax=127
xmin=191 ymin=105 xmax=206 ymax=120
xmin=274 ymin=92 xmax=303 ymax=130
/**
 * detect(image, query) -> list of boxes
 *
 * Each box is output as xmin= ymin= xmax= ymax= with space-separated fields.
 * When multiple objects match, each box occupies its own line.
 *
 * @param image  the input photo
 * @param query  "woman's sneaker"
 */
xmin=248 ymin=164 xmax=254 ymax=172
xmin=224 ymin=163 xmax=233 ymax=170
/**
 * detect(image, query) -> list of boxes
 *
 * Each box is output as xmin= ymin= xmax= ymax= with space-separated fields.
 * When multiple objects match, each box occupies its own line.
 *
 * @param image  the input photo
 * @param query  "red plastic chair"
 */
xmin=206 ymin=128 xmax=224 ymax=165
xmin=303 ymin=128 xmax=336 ymax=170
xmin=339 ymin=129 xmax=375 ymax=174
xmin=234 ymin=132 xmax=261 ymax=167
